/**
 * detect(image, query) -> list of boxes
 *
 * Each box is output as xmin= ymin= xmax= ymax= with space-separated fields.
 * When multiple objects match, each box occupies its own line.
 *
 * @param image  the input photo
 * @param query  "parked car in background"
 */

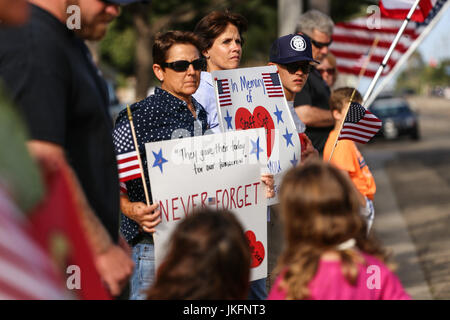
xmin=368 ymin=97 xmax=420 ymax=140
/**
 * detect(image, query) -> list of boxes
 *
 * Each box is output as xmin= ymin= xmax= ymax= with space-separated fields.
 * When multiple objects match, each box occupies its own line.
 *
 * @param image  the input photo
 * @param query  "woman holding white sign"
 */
xmin=194 ymin=11 xmax=275 ymax=300
xmin=113 ymin=31 xmax=210 ymax=300
xmin=113 ymin=30 xmax=274 ymax=300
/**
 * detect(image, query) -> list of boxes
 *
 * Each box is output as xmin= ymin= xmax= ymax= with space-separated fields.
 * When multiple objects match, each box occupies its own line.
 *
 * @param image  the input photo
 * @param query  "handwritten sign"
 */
xmin=212 ymin=65 xmax=301 ymax=205
xmin=145 ymin=128 xmax=268 ymax=281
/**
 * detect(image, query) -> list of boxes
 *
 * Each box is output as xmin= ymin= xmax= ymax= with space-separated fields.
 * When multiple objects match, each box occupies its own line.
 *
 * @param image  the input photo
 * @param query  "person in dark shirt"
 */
xmin=294 ymin=10 xmax=335 ymax=154
xmin=0 ymin=0 xmax=148 ymax=297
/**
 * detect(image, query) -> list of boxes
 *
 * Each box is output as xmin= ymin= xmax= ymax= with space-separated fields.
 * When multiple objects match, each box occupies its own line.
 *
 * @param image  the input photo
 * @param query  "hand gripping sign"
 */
xmin=146 ymin=128 xmax=268 ymax=281
xmin=212 ymin=65 xmax=301 ymax=205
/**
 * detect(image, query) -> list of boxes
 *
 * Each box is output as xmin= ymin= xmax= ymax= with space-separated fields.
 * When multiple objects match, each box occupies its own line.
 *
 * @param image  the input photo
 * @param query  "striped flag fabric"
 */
xmin=380 ymin=0 xmax=435 ymax=22
xmin=217 ymin=79 xmax=232 ymax=107
xmin=330 ymin=0 xmax=447 ymax=78
xmin=339 ymin=102 xmax=382 ymax=144
xmin=28 ymin=164 xmax=112 ymax=300
xmin=262 ymin=73 xmax=284 ymax=98
xmin=113 ymin=122 xmax=142 ymax=182
xmin=0 ymin=189 xmax=69 ymax=300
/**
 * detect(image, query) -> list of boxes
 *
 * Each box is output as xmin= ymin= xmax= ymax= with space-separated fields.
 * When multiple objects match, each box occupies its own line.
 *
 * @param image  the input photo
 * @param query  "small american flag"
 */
xmin=208 ymin=197 xmax=216 ymax=205
xmin=113 ymin=122 xmax=142 ymax=182
xmin=217 ymin=79 xmax=232 ymax=107
xmin=262 ymin=73 xmax=283 ymax=98
xmin=339 ymin=102 xmax=382 ymax=144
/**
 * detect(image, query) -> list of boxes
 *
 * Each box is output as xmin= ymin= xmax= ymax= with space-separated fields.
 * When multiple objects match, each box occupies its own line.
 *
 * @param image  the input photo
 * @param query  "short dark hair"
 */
xmin=329 ymin=87 xmax=363 ymax=112
xmin=147 ymin=208 xmax=251 ymax=300
xmin=194 ymin=11 xmax=248 ymax=52
xmin=152 ymin=31 xmax=202 ymax=67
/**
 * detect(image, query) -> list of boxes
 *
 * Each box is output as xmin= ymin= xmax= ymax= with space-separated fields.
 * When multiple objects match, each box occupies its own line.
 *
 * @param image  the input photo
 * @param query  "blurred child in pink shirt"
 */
xmin=268 ymin=161 xmax=410 ymax=300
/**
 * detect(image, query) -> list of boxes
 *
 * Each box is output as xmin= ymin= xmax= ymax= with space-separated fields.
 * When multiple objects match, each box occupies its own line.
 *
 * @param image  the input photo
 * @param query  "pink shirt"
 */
xmin=268 ymin=253 xmax=411 ymax=300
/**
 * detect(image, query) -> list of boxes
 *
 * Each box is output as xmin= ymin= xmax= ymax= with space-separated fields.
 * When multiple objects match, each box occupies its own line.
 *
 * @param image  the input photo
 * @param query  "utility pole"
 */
xmin=278 ymin=0 xmax=303 ymax=36
xmin=308 ymin=0 xmax=330 ymax=15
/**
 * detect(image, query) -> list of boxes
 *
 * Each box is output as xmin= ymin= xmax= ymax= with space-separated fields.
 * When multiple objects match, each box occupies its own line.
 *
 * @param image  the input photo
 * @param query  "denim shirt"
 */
xmin=193 ymin=71 xmax=221 ymax=134
xmin=113 ymin=87 xmax=209 ymax=242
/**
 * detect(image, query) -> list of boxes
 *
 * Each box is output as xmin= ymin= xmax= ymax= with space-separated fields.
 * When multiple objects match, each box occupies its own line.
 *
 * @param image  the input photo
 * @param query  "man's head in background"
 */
xmin=296 ymin=10 xmax=334 ymax=63
xmin=29 ymin=0 xmax=148 ymax=41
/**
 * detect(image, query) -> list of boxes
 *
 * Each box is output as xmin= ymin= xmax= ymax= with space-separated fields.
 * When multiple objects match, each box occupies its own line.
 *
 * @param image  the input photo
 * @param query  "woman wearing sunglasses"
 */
xmin=317 ymin=52 xmax=338 ymax=89
xmin=193 ymin=11 xmax=248 ymax=134
xmin=112 ymin=30 xmax=209 ymax=300
xmin=114 ymin=30 xmax=273 ymax=300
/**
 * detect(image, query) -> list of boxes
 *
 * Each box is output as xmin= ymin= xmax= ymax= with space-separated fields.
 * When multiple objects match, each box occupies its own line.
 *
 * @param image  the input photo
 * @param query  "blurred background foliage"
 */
xmin=97 ymin=0 xmax=377 ymax=98
xmin=396 ymin=51 xmax=450 ymax=95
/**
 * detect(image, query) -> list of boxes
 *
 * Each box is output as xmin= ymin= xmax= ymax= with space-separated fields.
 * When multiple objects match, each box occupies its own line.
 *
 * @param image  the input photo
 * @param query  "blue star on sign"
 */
xmin=273 ymin=105 xmax=284 ymax=125
xmin=282 ymin=128 xmax=294 ymax=148
xmin=290 ymin=153 xmax=298 ymax=167
xmin=152 ymin=148 xmax=168 ymax=173
xmin=250 ymin=137 xmax=264 ymax=161
xmin=224 ymin=110 xmax=233 ymax=129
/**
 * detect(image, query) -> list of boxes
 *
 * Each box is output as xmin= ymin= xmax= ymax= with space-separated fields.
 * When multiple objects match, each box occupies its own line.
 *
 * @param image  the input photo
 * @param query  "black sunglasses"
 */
xmin=281 ymin=62 xmax=312 ymax=74
xmin=161 ymin=58 xmax=205 ymax=72
xmin=318 ymin=68 xmax=336 ymax=75
xmin=310 ymin=38 xmax=333 ymax=49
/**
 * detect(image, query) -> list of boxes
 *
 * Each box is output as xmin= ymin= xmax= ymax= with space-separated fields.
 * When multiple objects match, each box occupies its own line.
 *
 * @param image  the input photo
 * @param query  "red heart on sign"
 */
xmin=245 ymin=230 xmax=265 ymax=268
xmin=235 ymin=106 xmax=275 ymax=158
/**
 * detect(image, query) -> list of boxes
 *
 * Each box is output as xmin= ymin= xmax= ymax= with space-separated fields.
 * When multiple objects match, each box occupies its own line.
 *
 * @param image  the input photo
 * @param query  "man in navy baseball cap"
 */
xmin=268 ymin=33 xmax=319 ymax=162
xmin=269 ymin=33 xmax=319 ymax=103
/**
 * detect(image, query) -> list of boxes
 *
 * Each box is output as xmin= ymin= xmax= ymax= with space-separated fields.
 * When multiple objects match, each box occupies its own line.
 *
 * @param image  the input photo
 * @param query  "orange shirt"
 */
xmin=323 ymin=129 xmax=376 ymax=200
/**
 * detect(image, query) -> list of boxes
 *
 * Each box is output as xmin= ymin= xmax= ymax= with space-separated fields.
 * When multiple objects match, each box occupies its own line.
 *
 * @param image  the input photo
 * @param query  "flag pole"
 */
xmin=328 ymin=37 xmax=379 ymax=163
xmin=362 ymin=0 xmax=422 ymax=105
xmin=127 ymin=105 xmax=151 ymax=206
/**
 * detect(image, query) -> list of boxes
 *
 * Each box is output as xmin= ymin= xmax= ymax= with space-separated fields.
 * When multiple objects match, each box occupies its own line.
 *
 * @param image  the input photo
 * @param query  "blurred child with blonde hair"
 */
xmin=268 ymin=161 xmax=410 ymax=300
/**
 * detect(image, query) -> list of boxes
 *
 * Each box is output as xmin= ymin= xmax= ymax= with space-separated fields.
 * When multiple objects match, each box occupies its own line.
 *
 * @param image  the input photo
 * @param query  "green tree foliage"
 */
xmin=396 ymin=52 xmax=450 ymax=94
xmin=396 ymin=51 xmax=427 ymax=94
xmin=329 ymin=0 xmax=376 ymax=22
xmin=98 ymin=0 xmax=377 ymax=92
xmin=100 ymin=0 xmax=278 ymax=78
xmin=426 ymin=59 xmax=450 ymax=86
xmin=100 ymin=20 xmax=136 ymax=75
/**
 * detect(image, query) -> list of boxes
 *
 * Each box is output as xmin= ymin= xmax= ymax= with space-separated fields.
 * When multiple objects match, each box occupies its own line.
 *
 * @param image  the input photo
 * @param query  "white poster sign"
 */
xmin=212 ymin=65 xmax=301 ymax=205
xmin=145 ymin=128 xmax=268 ymax=281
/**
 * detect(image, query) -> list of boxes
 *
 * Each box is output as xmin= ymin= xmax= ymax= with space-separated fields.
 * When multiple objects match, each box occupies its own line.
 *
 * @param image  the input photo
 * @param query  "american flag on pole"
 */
xmin=339 ymin=102 xmax=382 ymax=144
xmin=380 ymin=0 xmax=435 ymax=22
xmin=217 ymin=79 xmax=232 ymax=107
xmin=113 ymin=122 xmax=142 ymax=183
xmin=262 ymin=72 xmax=284 ymax=98
xmin=330 ymin=0 xmax=447 ymax=78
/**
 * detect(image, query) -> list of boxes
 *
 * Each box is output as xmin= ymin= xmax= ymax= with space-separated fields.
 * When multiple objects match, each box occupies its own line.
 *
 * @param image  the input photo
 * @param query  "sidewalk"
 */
xmin=363 ymin=149 xmax=433 ymax=300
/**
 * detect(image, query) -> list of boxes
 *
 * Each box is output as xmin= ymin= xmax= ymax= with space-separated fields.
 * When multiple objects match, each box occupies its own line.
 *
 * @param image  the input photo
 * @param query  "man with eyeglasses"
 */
xmin=0 ymin=0 xmax=150 ymax=297
xmin=293 ymin=10 xmax=335 ymax=155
